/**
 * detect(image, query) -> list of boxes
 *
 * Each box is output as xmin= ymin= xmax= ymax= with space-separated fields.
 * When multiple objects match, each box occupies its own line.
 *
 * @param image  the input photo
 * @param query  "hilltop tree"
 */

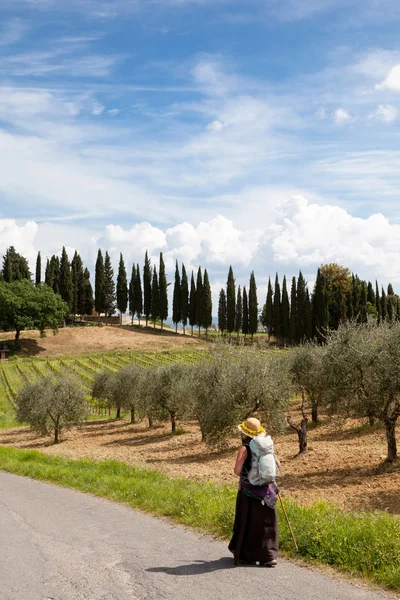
xmin=281 ymin=275 xmax=290 ymax=345
xmin=151 ymin=265 xmax=160 ymax=328
xmin=312 ymin=268 xmax=329 ymax=343
xmin=103 ymin=251 xmax=116 ymax=317
xmin=273 ymin=273 xmax=281 ymax=342
xmin=226 ymin=266 xmax=236 ymax=336
xmin=296 ymin=271 xmax=307 ymax=342
xmin=375 ymin=281 xmax=382 ymax=323
xmin=305 ymin=290 xmax=312 ymax=340
xmin=189 ymin=271 xmax=196 ymax=336
xmin=134 ymin=264 xmax=143 ymax=325
xmin=82 ymin=268 xmax=94 ymax=315
xmin=196 ymin=266 xmax=203 ymax=336
xmin=116 ymin=253 xmax=128 ymax=315
xmin=143 ymin=251 xmax=152 ymax=327
xmin=159 ymin=252 xmax=168 ymax=330
xmin=59 ymin=247 xmax=73 ymax=312
xmin=35 ymin=252 xmax=41 ymax=286
xmin=242 ymin=286 xmax=249 ymax=336
xmin=95 ymin=250 xmax=105 ymax=315
xmin=290 ymin=276 xmax=297 ymax=345
xmin=235 ymin=285 xmax=243 ymax=335
xmin=261 ymin=277 xmax=273 ymax=339
xmin=2 ymin=247 xmax=31 ymax=282
xmin=248 ymin=271 xmax=258 ymax=338
xmin=180 ymin=264 xmax=189 ymax=335
xmin=202 ymin=269 xmax=212 ymax=337
xmin=71 ymin=251 xmax=84 ymax=316
xmin=129 ymin=264 xmax=136 ymax=323
xmin=172 ymin=260 xmax=181 ymax=333
xmin=358 ymin=283 xmax=368 ymax=324
xmin=46 ymin=255 xmax=60 ymax=295
xmin=381 ymin=287 xmax=387 ymax=322
xmin=218 ymin=288 xmax=227 ymax=334
xmin=0 ymin=280 xmax=68 ymax=342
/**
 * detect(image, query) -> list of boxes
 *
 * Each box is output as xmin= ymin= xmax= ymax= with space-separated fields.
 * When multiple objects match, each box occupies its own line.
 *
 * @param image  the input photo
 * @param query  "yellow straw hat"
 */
xmin=238 ymin=417 xmax=265 ymax=438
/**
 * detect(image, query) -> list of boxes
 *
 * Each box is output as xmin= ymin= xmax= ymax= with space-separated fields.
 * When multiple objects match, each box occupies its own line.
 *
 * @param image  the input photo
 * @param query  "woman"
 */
xmin=228 ymin=417 xmax=279 ymax=567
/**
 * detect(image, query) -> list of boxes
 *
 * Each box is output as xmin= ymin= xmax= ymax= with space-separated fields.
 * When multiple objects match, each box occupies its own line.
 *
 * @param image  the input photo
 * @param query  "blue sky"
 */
xmin=1 ymin=0 xmax=400 ymax=303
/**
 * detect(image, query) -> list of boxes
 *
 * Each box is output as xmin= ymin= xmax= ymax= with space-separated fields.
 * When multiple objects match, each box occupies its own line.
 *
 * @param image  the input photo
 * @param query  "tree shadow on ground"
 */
xmin=313 ymin=422 xmax=385 ymax=442
xmin=147 ymin=557 xmax=235 ymax=576
xmin=1 ymin=338 xmax=48 ymax=357
xmin=103 ymin=432 xmax=174 ymax=447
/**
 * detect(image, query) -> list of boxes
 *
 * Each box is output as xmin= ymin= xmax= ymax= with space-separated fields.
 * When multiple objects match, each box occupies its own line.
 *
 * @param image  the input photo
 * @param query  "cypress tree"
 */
xmin=381 ymin=287 xmax=387 ymax=322
xmin=172 ymin=260 xmax=181 ymax=332
xmin=35 ymin=252 xmax=41 ymax=286
xmin=2 ymin=247 xmax=31 ymax=282
xmin=49 ymin=255 xmax=60 ymax=295
xmin=95 ymin=250 xmax=105 ymax=315
xmin=189 ymin=271 xmax=196 ymax=336
xmin=218 ymin=289 xmax=227 ymax=333
xmin=367 ymin=281 xmax=375 ymax=305
xmin=312 ymin=268 xmax=329 ymax=343
xmin=45 ymin=258 xmax=51 ymax=287
xmin=358 ymin=284 xmax=368 ymax=323
xmin=352 ymin=274 xmax=361 ymax=318
xmin=226 ymin=266 xmax=236 ymax=335
xmin=159 ymin=252 xmax=168 ymax=330
xmin=59 ymin=247 xmax=73 ymax=311
xmin=196 ymin=267 xmax=203 ymax=336
xmin=202 ymin=269 xmax=212 ymax=337
xmin=296 ymin=271 xmax=307 ymax=343
xmin=129 ymin=264 xmax=136 ymax=323
xmin=375 ymin=281 xmax=382 ymax=323
xmin=82 ymin=268 xmax=94 ymax=315
xmin=2 ymin=250 xmax=12 ymax=282
xmin=388 ymin=283 xmax=395 ymax=296
xmin=242 ymin=286 xmax=249 ymax=336
xmin=151 ymin=265 xmax=160 ymax=327
xmin=71 ymin=252 xmax=78 ymax=316
xmin=248 ymin=271 xmax=258 ymax=338
xmin=273 ymin=273 xmax=281 ymax=342
xmin=134 ymin=264 xmax=143 ymax=325
xmin=396 ymin=297 xmax=400 ymax=322
xmin=116 ymin=253 xmax=128 ymax=315
xmin=305 ymin=290 xmax=312 ymax=340
xmin=261 ymin=277 xmax=273 ymax=339
xmin=281 ymin=275 xmax=290 ymax=345
xmin=143 ymin=251 xmax=152 ymax=327
xmin=387 ymin=283 xmax=395 ymax=321
xmin=235 ymin=285 xmax=243 ymax=335
xmin=290 ymin=276 xmax=297 ymax=345
xmin=71 ymin=251 xmax=84 ymax=316
xmin=346 ymin=288 xmax=354 ymax=320
xmin=180 ymin=264 xmax=189 ymax=335
xmin=103 ymin=251 xmax=116 ymax=317
xmin=338 ymin=285 xmax=347 ymax=323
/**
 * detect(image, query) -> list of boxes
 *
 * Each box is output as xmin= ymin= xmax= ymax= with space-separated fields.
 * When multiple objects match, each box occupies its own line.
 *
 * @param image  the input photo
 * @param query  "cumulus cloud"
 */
xmin=92 ymin=102 xmax=105 ymax=115
xmin=271 ymin=196 xmax=400 ymax=280
xmin=333 ymin=108 xmax=352 ymax=124
xmin=207 ymin=119 xmax=225 ymax=132
xmin=368 ymin=104 xmax=397 ymax=123
xmin=376 ymin=64 xmax=400 ymax=91
xmin=0 ymin=220 xmax=38 ymax=267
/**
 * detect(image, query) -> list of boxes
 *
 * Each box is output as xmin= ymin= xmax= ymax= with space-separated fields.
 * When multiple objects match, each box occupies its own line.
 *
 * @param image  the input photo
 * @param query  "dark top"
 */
xmin=240 ymin=442 xmax=252 ymax=484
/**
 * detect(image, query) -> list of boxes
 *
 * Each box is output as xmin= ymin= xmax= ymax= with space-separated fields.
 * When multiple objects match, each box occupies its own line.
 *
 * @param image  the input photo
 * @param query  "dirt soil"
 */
xmin=1 ymin=411 xmax=399 ymax=516
xmin=0 ymin=326 xmax=204 ymax=357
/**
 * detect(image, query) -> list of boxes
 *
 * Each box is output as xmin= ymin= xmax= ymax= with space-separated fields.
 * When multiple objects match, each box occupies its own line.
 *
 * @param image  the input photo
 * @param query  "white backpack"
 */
xmin=248 ymin=435 xmax=276 ymax=486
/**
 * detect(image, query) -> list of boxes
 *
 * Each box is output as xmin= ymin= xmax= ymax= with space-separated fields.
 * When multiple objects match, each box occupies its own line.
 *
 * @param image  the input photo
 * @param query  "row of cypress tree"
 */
xmin=218 ymin=268 xmax=259 ymax=337
xmin=171 ymin=262 xmax=212 ymax=335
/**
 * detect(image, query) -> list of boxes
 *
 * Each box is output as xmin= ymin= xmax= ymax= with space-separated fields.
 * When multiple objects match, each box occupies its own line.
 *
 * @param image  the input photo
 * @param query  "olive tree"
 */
xmin=324 ymin=320 xmax=400 ymax=462
xmin=16 ymin=376 xmax=87 ymax=444
xmin=189 ymin=346 xmax=292 ymax=445
xmin=288 ymin=343 xmax=328 ymax=453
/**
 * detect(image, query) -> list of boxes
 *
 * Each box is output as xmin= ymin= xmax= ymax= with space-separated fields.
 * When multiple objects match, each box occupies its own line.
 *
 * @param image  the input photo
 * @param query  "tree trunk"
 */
xmin=54 ymin=428 xmax=59 ymax=444
xmin=368 ymin=410 xmax=375 ymax=426
xmin=148 ymin=413 xmax=153 ymax=428
xmin=298 ymin=417 xmax=308 ymax=453
xmin=116 ymin=407 xmax=121 ymax=419
xmin=170 ymin=410 xmax=176 ymax=433
xmin=384 ymin=419 xmax=397 ymax=462
xmin=130 ymin=406 xmax=135 ymax=424
xmin=15 ymin=329 xmax=20 ymax=342
xmin=161 ymin=320 xmax=163 ymax=330
xmin=175 ymin=323 xmax=178 ymax=333
xmin=311 ymin=402 xmax=318 ymax=424
xmin=191 ymin=325 xmax=193 ymax=336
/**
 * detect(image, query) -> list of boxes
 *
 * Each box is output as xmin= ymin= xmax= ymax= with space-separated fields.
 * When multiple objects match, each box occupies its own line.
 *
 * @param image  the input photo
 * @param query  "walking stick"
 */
xmin=278 ymin=493 xmax=298 ymax=552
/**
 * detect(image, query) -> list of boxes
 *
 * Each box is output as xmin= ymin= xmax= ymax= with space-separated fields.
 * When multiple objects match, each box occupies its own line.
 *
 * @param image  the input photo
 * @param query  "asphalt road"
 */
xmin=0 ymin=472 xmax=394 ymax=600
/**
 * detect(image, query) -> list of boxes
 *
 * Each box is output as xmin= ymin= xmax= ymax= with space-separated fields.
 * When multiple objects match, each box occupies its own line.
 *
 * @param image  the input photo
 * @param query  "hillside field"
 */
xmin=0 ymin=326 xmax=399 ymax=517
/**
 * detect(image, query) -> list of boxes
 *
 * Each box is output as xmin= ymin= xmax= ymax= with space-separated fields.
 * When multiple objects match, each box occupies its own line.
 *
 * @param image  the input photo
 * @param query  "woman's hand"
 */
xmin=233 ymin=446 xmax=248 ymax=476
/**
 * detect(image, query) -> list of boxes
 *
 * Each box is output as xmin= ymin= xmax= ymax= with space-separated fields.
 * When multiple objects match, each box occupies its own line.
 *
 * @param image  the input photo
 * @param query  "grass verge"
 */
xmin=0 ymin=446 xmax=399 ymax=592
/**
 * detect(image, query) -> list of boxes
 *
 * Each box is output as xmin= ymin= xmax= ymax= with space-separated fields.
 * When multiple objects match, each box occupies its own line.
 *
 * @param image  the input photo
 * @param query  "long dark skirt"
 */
xmin=228 ymin=491 xmax=278 ymax=565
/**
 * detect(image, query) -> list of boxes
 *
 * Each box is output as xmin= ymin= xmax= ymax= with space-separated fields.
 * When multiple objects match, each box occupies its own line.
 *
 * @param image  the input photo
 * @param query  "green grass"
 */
xmin=0 ymin=446 xmax=398 ymax=592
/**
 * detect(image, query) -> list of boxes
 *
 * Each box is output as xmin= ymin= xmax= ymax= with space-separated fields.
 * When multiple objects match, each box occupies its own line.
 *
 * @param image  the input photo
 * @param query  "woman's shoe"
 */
xmin=261 ymin=559 xmax=277 ymax=568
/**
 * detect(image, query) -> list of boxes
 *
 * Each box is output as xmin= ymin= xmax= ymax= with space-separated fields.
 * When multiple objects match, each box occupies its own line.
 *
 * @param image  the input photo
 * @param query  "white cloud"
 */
xmin=107 ymin=108 xmax=120 ymax=115
xmin=333 ymin=108 xmax=352 ymax=124
xmin=207 ymin=119 xmax=224 ymax=132
xmin=0 ymin=220 xmax=38 ymax=268
xmin=92 ymin=102 xmax=105 ymax=115
xmin=368 ymin=104 xmax=397 ymax=123
xmin=376 ymin=64 xmax=400 ymax=91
